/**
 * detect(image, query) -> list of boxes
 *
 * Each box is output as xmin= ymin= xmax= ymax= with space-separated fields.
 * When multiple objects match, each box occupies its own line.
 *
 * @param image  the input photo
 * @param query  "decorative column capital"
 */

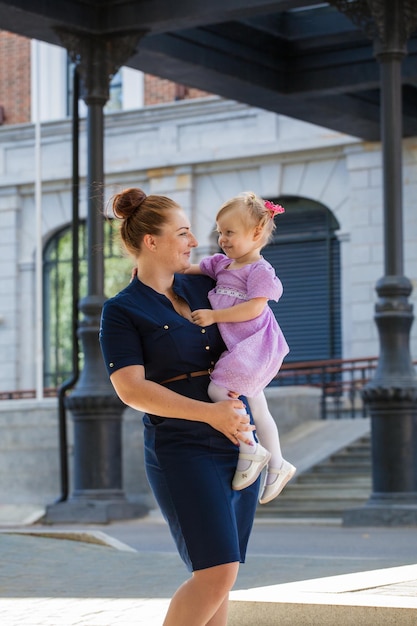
xmin=328 ymin=0 xmax=417 ymax=54
xmin=55 ymin=28 xmax=146 ymax=104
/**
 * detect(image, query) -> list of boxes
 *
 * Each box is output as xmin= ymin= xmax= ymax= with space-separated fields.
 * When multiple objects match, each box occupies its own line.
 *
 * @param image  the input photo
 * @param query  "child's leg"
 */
xmin=246 ymin=392 xmax=283 ymax=474
xmin=208 ymin=381 xmax=256 ymax=452
xmin=247 ymin=392 xmax=296 ymax=504
xmin=208 ymin=381 xmax=270 ymax=489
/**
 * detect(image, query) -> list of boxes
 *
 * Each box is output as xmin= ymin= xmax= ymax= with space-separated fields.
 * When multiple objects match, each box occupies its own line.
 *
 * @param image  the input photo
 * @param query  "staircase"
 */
xmin=257 ymin=433 xmax=372 ymax=520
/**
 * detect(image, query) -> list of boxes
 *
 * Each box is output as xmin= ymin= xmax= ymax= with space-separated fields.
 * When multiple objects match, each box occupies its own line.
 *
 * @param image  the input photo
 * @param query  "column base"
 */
xmin=43 ymin=496 xmax=150 ymax=524
xmin=343 ymin=496 xmax=417 ymax=527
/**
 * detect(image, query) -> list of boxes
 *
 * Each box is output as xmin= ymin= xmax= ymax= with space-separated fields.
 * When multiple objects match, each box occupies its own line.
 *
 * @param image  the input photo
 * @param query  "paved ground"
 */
xmin=1 ymin=512 xmax=417 ymax=625
xmin=2 ymin=418 xmax=415 ymax=623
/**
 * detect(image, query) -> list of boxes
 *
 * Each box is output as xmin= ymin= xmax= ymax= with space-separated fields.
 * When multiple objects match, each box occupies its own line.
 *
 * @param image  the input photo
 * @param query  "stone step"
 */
xmin=262 ymin=484 xmax=370 ymax=499
xmin=330 ymin=449 xmax=371 ymax=459
xmin=298 ymin=474 xmax=371 ymax=485
xmin=296 ymin=480 xmax=370 ymax=490
xmin=329 ymin=444 xmax=371 ymax=455
xmin=329 ymin=443 xmax=371 ymax=458
xmin=257 ymin=430 xmax=372 ymax=519
xmin=257 ymin=500 xmax=368 ymax=517
xmin=270 ymin=490 xmax=370 ymax=509
xmin=311 ymin=463 xmax=371 ymax=473
xmin=277 ymin=485 xmax=371 ymax=498
xmin=229 ymin=563 xmax=417 ymax=625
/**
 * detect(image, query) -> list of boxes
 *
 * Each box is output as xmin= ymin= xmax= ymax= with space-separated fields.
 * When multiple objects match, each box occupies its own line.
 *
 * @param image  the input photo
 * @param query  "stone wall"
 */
xmin=1 ymin=98 xmax=417 ymax=393
xmin=0 ymin=387 xmax=321 ymax=507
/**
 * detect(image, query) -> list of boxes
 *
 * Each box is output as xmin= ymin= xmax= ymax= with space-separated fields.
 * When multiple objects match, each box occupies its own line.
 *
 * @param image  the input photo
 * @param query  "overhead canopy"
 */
xmin=1 ymin=1 xmax=417 ymax=140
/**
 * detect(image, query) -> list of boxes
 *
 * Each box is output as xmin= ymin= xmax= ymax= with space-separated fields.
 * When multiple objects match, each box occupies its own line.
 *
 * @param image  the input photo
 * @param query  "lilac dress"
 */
xmin=200 ymin=254 xmax=289 ymax=397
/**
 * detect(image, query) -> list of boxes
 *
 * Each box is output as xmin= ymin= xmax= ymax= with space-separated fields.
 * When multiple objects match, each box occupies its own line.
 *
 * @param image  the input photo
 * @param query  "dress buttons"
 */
xmin=205 ymin=346 xmax=210 ymax=350
xmin=201 ymin=328 xmax=206 ymax=334
xmin=109 ymin=362 xmax=114 ymax=368
xmin=163 ymin=325 xmax=169 ymax=330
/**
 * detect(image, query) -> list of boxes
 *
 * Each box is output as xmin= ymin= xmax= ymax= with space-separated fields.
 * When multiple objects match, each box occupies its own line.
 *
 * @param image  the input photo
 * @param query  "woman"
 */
xmin=99 ymin=187 xmax=259 ymax=626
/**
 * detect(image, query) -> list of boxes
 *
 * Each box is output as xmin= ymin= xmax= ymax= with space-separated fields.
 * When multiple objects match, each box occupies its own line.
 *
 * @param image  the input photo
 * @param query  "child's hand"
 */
xmin=191 ymin=308 xmax=216 ymax=327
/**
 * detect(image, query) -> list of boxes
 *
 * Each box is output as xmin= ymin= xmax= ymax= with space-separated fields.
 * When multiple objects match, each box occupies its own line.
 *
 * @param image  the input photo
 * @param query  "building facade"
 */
xmin=1 ymin=34 xmax=417 ymax=395
xmin=1 ymin=96 xmax=417 ymax=392
xmin=1 ymin=32 xmax=417 ymax=507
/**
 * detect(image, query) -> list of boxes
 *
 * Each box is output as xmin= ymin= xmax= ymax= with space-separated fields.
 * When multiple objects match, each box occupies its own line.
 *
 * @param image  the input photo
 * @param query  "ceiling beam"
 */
xmin=130 ymin=42 xmax=382 ymax=140
xmin=1 ymin=0 xmax=417 ymax=140
xmin=103 ymin=0 xmax=324 ymax=35
xmin=0 ymin=0 xmax=326 ymax=38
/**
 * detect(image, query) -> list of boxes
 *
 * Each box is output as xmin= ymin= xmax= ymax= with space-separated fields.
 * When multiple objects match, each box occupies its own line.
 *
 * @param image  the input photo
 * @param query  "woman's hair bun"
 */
xmin=113 ymin=188 xmax=147 ymax=219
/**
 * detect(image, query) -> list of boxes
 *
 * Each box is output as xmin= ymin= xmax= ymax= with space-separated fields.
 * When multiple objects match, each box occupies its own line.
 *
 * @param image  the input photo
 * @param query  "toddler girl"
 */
xmin=189 ymin=191 xmax=296 ymax=504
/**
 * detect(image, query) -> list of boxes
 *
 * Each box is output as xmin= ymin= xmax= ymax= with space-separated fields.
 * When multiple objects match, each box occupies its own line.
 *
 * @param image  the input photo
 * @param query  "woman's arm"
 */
xmin=110 ymin=364 xmax=254 ymax=444
xmin=191 ymin=297 xmax=267 ymax=327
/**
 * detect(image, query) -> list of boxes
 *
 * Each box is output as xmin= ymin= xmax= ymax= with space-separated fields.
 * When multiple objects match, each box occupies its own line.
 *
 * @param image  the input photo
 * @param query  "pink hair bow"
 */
xmin=264 ymin=200 xmax=285 ymax=217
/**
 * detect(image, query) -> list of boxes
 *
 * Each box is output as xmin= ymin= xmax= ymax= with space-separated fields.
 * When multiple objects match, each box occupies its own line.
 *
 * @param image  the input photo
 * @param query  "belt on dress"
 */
xmin=160 ymin=369 xmax=212 ymax=384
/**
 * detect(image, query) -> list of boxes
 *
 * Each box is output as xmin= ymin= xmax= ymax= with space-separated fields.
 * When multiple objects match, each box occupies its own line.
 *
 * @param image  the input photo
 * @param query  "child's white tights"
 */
xmin=208 ymin=381 xmax=283 ymax=479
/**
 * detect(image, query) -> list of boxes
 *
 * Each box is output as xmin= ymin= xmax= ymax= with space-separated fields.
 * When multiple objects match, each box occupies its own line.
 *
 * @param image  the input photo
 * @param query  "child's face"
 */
xmin=216 ymin=209 xmax=260 ymax=263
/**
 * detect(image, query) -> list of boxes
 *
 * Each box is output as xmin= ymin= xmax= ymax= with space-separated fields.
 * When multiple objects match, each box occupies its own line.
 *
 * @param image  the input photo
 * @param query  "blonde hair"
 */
xmin=216 ymin=191 xmax=276 ymax=246
xmin=110 ymin=187 xmax=181 ymax=256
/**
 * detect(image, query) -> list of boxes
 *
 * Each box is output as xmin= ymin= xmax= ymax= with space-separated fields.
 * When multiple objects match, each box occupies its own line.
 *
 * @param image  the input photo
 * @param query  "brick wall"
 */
xmin=0 ymin=31 xmax=211 ymax=126
xmin=0 ymin=31 xmax=31 ymax=125
xmin=144 ymin=74 xmax=210 ymax=105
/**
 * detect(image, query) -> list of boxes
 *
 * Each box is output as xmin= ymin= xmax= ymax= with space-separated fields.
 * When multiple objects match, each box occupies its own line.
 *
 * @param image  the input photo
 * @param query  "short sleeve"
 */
xmin=199 ymin=254 xmax=226 ymax=280
xmin=99 ymin=299 xmax=144 ymax=376
xmin=246 ymin=262 xmax=283 ymax=302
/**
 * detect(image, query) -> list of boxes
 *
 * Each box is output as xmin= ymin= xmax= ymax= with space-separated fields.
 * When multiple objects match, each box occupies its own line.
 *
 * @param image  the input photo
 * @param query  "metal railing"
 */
xmin=0 ymin=388 xmax=58 ymax=400
xmin=2 ymin=356 xmax=417 ymax=420
xmin=272 ymin=356 xmax=411 ymax=420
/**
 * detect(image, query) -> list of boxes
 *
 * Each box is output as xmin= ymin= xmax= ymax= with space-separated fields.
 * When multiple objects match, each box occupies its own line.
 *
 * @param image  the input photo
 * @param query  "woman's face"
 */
xmin=155 ymin=208 xmax=198 ymax=272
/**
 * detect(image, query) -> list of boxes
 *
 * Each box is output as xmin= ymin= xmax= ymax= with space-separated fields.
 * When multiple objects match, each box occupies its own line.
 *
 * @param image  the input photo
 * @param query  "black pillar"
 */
xmin=46 ymin=30 xmax=147 ymax=523
xmin=330 ymin=0 xmax=417 ymax=526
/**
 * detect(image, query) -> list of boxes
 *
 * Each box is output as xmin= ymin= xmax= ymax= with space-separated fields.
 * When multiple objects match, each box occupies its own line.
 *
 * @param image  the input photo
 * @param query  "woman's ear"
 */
xmin=143 ymin=233 xmax=157 ymax=251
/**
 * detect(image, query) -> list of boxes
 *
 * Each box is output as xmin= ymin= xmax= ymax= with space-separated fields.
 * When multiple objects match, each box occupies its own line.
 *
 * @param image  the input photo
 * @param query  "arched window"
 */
xmin=43 ymin=221 xmax=132 ymax=387
xmin=263 ymin=196 xmax=341 ymax=363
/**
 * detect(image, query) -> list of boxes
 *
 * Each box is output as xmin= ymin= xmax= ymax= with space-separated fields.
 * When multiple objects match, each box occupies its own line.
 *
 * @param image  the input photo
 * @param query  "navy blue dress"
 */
xmin=99 ymin=274 xmax=259 ymax=572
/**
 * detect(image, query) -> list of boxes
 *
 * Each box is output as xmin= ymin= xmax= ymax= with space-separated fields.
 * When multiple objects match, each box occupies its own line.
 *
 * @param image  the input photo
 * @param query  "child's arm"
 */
xmin=191 ymin=297 xmax=268 ymax=327
xmin=183 ymin=263 xmax=203 ymax=275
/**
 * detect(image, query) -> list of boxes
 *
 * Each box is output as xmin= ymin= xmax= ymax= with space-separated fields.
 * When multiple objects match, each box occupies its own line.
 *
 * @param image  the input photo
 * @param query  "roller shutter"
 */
xmin=262 ymin=197 xmax=341 ymax=364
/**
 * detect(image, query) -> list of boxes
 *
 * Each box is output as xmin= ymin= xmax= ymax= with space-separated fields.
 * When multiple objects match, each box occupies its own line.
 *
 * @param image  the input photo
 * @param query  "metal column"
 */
xmin=330 ymin=0 xmax=417 ymax=526
xmin=46 ymin=30 xmax=147 ymax=523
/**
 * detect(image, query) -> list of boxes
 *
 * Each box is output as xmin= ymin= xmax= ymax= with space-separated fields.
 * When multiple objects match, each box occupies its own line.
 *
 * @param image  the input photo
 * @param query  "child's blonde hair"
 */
xmin=216 ymin=191 xmax=279 ymax=247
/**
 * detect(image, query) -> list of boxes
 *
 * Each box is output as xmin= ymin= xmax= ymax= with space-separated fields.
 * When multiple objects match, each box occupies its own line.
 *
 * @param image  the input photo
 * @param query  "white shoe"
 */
xmin=259 ymin=460 xmax=296 ymax=504
xmin=232 ymin=444 xmax=271 ymax=491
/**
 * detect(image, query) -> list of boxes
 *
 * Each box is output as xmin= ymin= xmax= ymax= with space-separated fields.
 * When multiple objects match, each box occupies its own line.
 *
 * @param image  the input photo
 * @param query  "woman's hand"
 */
xmin=207 ymin=399 xmax=255 ymax=445
xmin=110 ymin=365 xmax=254 ymax=445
